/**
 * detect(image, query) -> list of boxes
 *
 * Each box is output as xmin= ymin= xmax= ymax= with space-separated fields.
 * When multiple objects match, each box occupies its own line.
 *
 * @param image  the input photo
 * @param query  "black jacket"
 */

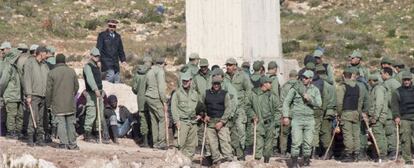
xmin=96 ymin=30 xmax=126 ymax=72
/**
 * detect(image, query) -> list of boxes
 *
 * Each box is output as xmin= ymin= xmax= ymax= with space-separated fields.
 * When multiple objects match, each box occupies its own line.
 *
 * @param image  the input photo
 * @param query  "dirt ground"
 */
xmin=0 ymin=137 xmax=409 ymax=168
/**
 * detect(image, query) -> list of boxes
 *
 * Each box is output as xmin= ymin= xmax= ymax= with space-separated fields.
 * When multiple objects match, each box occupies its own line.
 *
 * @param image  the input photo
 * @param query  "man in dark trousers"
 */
xmin=45 ymin=54 xmax=79 ymax=150
xmin=96 ymin=19 xmax=126 ymax=83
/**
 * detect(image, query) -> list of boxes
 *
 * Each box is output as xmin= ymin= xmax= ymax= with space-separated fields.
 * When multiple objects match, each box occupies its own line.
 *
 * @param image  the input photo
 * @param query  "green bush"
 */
xmin=137 ymin=8 xmax=164 ymax=24
xmin=282 ymin=40 xmax=300 ymax=53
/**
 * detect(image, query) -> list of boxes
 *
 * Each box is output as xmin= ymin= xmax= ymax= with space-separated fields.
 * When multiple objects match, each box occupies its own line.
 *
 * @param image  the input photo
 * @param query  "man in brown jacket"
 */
xmin=46 ymin=54 xmax=79 ymax=150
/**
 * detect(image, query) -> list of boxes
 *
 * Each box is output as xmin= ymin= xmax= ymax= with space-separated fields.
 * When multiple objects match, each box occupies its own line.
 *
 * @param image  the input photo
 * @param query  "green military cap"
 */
xmin=268 ymin=61 xmax=278 ymax=69
xmin=305 ymin=62 xmax=316 ymax=69
xmin=393 ymin=60 xmax=404 ymax=67
xmin=225 ymin=58 xmax=238 ymax=65
xmin=402 ymin=71 xmax=412 ymax=80
xmin=381 ymin=56 xmax=393 ymax=65
xmin=242 ymin=61 xmax=250 ymax=68
xmin=212 ymin=75 xmax=223 ymax=83
xmin=17 ymin=43 xmax=28 ymax=49
xmin=180 ymin=72 xmax=192 ymax=81
xmin=313 ymin=50 xmax=323 ymax=57
xmin=368 ymin=75 xmax=379 ymax=81
xmin=253 ymin=61 xmax=263 ymax=71
xmin=289 ymin=69 xmax=298 ymax=77
xmin=0 ymin=41 xmax=11 ymax=49
xmin=350 ymin=50 xmax=362 ymax=58
xmin=143 ymin=56 xmax=152 ymax=63
xmin=211 ymin=68 xmax=224 ymax=76
xmin=30 ymin=44 xmax=39 ymax=51
xmin=303 ymin=70 xmax=314 ymax=78
xmin=315 ymin=65 xmax=326 ymax=72
xmin=199 ymin=58 xmax=209 ymax=67
xmin=189 ymin=53 xmax=200 ymax=59
xmin=259 ymin=76 xmax=272 ymax=84
xmin=47 ymin=45 xmax=56 ymax=54
xmin=90 ymin=47 xmax=100 ymax=56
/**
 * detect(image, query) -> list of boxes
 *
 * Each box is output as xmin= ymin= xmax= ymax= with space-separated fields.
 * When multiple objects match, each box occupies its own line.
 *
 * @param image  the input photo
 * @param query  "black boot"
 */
xmin=291 ymin=156 xmax=299 ymax=168
xmin=27 ymin=134 xmax=35 ymax=147
xmin=264 ymin=157 xmax=270 ymax=163
xmin=303 ymin=156 xmax=311 ymax=166
xmin=110 ymin=125 xmax=119 ymax=144
xmin=84 ymin=132 xmax=95 ymax=143
xmin=387 ymin=150 xmax=397 ymax=160
xmin=312 ymin=147 xmax=320 ymax=159
xmin=341 ymin=153 xmax=354 ymax=162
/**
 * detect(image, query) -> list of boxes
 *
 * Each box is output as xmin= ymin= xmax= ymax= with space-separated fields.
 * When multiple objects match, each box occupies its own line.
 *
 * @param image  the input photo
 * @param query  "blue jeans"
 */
xmin=105 ymin=69 xmax=121 ymax=83
xmin=117 ymin=119 xmax=131 ymax=137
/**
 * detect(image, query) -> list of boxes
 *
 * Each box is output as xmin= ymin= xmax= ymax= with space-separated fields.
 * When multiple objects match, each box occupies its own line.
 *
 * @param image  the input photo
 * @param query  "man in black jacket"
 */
xmin=96 ymin=19 xmax=126 ymax=83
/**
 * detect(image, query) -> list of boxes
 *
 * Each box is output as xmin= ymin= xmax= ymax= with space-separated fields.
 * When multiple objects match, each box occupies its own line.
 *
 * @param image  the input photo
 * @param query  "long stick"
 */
xmin=28 ymin=103 xmax=37 ymax=128
xmin=164 ymin=105 xmax=170 ymax=147
xmin=96 ymin=97 xmax=102 ymax=143
xmin=253 ymin=120 xmax=257 ymax=159
xmin=362 ymin=114 xmax=381 ymax=163
xmin=323 ymin=120 xmax=339 ymax=160
xmin=395 ymin=124 xmax=399 ymax=162
xmin=200 ymin=121 xmax=207 ymax=166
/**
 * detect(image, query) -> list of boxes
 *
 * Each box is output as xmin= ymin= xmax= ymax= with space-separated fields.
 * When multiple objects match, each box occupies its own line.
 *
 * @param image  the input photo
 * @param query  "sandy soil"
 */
xmin=0 ymin=137 xmax=409 ymax=168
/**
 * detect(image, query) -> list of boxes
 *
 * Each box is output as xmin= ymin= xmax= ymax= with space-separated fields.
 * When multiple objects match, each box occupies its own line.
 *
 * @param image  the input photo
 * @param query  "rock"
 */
xmin=3 ymin=154 xmax=56 ymax=168
xmin=163 ymin=148 xmax=192 ymax=167
xmin=219 ymin=161 xmax=244 ymax=168
xmin=130 ymin=162 xmax=143 ymax=168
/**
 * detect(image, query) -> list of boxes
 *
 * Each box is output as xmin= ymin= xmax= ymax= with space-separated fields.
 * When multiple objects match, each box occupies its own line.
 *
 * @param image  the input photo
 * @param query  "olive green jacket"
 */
xmin=1 ymin=52 xmax=21 ymax=103
xmin=247 ymin=88 xmax=281 ymax=125
xmin=383 ymin=77 xmax=401 ymax=119
xmin=45 ymin=64 xmax=79 ymax=115
xmin=145 ymin=65 xmax=167 ymax=104
xmin=266 ymin=73 xmax=280 ymax=100
xmin=224 ymin=70 xmax=253 ymax=105
xmin=368 ymin=83 xmax=387 ymax=123
xmin=282 ymin=82 xmax=322 ymax=119
xmin=192 ymin=70 xmax=211 ymax=96
xmin=23 ymin=56 xmax=49 ymax=97
xmin=132 ymin=64 xmax=150 ymax=112
xmin=171 ymin=87 xmax=201 ymax=124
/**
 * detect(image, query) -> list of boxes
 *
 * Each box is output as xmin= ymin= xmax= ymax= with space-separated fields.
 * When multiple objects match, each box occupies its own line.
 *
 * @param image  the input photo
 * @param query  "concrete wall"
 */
xmin=186 ymin=0 xmax=298 ymax=83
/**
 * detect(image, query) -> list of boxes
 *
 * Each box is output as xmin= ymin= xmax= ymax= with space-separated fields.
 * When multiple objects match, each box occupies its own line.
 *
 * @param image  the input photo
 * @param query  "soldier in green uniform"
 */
xmin=367 ymin=75 xmax=388 ymax=161
xmin=193 ymin=58 xmax=211 ymax=97
xmin=0 ymin=42 xmax=23 ymax=139
xmin=279 ymin=70 xmax=298 ymax=157
xmin=202 ymin=75 xmax=234 ymax=164
xmin=224 ymin=58 xmax=252 ymax=160
xmin=171 ymin=72 xmax=202 ymax=158
xmin=391 ymin=71 xmax=414 ymax=165
xmin=250 ymin=61 xmax=265 ymax=88
xmin=82 ymin=48 xmax=109 ymax=143
xmin=336 ymin=68 xmax=364 ymax=162
xmin=313 ymin=50 xmax=335 ymax=85
xmin=283 ymin=70 xmax=322 ymax=167
xmin=145 ymin=57 xmax=168 ymax=149
xmin=393 ymin=61 xmax=413 ymax=84
xmin=45 ymin=54 xmax=79 ymax=150
xmin=241 ymin=61 xmax=251 ymax=77
xmin=23 ymin=46 xmax=50 ymax=146
xmin=247 ymin=76 xmax=280 ymax=163
xmin=187 ymin=53 xmax=200 ymax=77
xmin=265 ymin=61 xmax=281 ymax=154
xmin=313 ymin=65 xmax=336 ymax=159
xmin=380 ymin=67 xmax=401 ymax=159
xmin=348 ymin=50 xmax=369 ymax=81
xmin=132 ymin=56 xmax=152 ymax=147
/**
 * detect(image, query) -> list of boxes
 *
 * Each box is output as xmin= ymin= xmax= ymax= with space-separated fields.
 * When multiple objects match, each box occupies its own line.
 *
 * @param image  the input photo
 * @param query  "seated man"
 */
xmin=104 ymin=95 xmax=136 ymax=143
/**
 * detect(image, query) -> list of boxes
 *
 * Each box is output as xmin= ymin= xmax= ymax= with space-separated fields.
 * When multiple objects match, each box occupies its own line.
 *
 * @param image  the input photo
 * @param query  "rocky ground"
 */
xmin=0 ymin=136 xmax=410 ymax=168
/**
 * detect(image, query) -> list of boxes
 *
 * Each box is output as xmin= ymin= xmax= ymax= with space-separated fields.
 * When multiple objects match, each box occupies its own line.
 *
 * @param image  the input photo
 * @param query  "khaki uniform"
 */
xmin=383 ymin=78 xmax=401 ymax=154
xmin=368 ymin=83 xmax=388 ymax=157
xmin=171 ymin=87 xmax=201 ymax=158
xmin=279 ymin=79 xmax=298 ymax=154
xmin=224 ymin=71 xmax=252 ymax=159
xmin=132 ymin=65 xmax=150 ymax=137
xmin=336 ymin=79 xmax=364 ymax=155
xmin=145 ymin=64 xmax=167 ymax=147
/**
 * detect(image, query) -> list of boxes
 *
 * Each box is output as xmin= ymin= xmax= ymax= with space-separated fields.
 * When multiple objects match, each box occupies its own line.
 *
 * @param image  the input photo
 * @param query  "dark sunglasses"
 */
xmin=108 ymin=24 xmax=117 ymax=28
